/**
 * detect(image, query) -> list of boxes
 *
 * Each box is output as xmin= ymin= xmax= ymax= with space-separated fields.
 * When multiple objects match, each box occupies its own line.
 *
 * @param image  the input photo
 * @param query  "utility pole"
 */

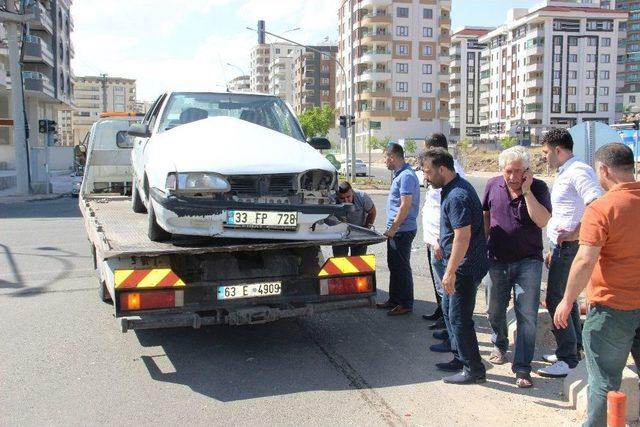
xmin=349 ymin=0 xmax=356 ymax=182
xmin=100 ymin=73 xmax=108 ymax=113
xmin=2 ymin=1 xmax=33 ymax=194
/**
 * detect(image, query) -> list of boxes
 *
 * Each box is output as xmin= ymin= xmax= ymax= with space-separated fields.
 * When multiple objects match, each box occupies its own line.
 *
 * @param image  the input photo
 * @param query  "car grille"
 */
xmin=227 ymin=174 xmax=296 ymax=196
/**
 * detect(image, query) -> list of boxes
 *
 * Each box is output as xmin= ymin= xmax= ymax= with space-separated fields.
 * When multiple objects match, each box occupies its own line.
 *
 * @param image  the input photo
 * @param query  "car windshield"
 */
xmin=157 ymin=92 xmax=305 ymax=141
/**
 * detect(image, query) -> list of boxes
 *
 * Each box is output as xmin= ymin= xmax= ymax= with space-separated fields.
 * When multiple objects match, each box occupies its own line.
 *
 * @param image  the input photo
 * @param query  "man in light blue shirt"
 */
xmin=376 ymin=142 xmax=420 ymax=316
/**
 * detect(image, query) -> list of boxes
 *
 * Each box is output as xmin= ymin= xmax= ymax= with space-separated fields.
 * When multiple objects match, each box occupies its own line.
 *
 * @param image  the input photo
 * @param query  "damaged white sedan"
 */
xmin=128 ymin=91 xmax=349 ymax=242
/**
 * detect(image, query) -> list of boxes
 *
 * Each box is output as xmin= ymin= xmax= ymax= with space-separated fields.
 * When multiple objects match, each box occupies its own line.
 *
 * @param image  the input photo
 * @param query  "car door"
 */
xmin=132 ymin=94 xmax=165 ymax=187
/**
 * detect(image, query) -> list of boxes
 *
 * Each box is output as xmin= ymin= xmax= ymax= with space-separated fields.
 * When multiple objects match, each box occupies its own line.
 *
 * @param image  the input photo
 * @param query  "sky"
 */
xmin=72 ymin=0 xmax=539 ymax=101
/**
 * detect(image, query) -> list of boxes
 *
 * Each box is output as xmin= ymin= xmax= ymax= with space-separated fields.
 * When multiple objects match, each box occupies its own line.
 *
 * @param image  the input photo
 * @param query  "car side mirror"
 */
xmin=128 ymin=123 xmax=151 ymax=138
xmin=308 ymin=137 xmax=331 ymax=150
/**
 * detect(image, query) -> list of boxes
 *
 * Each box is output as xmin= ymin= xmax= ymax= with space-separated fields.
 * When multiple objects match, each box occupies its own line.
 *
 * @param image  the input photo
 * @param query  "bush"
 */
xmin=500 ymin=136 xmax=518 ymax=150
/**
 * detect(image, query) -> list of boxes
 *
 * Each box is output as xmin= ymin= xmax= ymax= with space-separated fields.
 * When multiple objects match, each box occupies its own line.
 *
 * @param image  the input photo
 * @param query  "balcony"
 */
xmin=450 ymin=58 xmax=461 ymax=68
xmin=450 ymin=72 xmax=461 ymax=81
xmin=438 ymin=108 xmax=450 ymax=119
xmin=524 ymin=94 xmax=543 ymax=105
xmin=440 ymin=15 xmax=451 ymax=28
xmin=450 ymin=84 xmax=461 ymax=93
xmin=361 ymin=12 xmax=392 ymax=26
xmin=450 ymin=45 xmax=461 ymax=57
xmin=357 ymin=0 xmax=392 ymax=9
xmin=359 ymin=106 xmax=392 ymax=118
xmin=524 ymin=61 xmax=544 ymax=74
xmin=356 ymin=69 xmax=391 ymax=83
xmin=524 ymin=77 xmax=544 ymax=89
xmin=361 ymin=32 xmax=392 ymax=45
xmin=438 ymin=89 xmax=449 ymax=101
xmin=356 ymin=50 xmax=392 ymax=64
xmin=357 ymin=88 xmax=391 ymax=100
xmin=23 ymin=35 xmax=54 ymax=67
xmin=22 ymin=71 xmax=55 ymax=100
xmin=528 ymin=26 xmax=544 ymax=39
xmin=27 ymin=2 xmax=54 ymax=34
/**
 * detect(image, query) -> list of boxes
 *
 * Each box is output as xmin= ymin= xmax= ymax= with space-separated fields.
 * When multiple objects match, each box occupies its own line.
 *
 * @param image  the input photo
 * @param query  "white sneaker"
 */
xmin=542 ymin=354 xmax=558 ymax=364
xmin=537 ymin=361 xmax=571 ymax=378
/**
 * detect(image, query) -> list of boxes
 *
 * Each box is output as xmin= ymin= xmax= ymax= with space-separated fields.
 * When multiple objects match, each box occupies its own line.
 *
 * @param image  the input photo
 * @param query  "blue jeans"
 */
xmin=443 ymin=274 xmax=485 ymax=377
xmin=583 ymin=305 xmax=640 ymax=427
xmin=432 ymin=254 xmax=459 ymax=355
xmin=387 ymin=230 xmax=416 ymax=308
xmin=487 ymin=258 xmax=542 ymax=374
xmin=546 ymin=242 xmax=581 ymax=368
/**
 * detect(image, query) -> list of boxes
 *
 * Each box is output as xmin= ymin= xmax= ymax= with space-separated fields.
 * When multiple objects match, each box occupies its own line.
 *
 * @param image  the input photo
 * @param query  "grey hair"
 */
xmin=499 ymin=146 xmax=530 ymax=170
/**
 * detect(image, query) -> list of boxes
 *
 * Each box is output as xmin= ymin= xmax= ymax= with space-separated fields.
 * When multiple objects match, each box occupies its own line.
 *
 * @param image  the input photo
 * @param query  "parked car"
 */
xmin=340 ymin=159 xmax=368 ymax=177
xmin=129 ymin=91 xmax=350 ymax=242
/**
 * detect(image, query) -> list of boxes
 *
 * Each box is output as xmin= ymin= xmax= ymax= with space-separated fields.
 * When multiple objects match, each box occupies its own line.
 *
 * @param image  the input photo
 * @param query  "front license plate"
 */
xmin=217 ymin=282 xmax=282 ymax=300
xmin=226 ymin=210 xmax=298 ymax=228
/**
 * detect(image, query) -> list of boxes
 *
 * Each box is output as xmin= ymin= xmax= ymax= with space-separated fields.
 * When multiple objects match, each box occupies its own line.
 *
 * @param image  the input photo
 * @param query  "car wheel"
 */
xmin=131 ymin=177 xmax=147 ymax=213
xmin=147 ymin=200 xmax=171 ymax=242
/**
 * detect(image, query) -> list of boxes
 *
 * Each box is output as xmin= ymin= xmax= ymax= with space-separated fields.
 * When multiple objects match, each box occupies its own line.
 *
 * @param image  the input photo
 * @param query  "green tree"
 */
xmin=298 ymin=106 xmax=336 ymax=138
xmin=404 ymin=138 xmax=417 ymax=155
xmin=500 ymin=136 xmax=518 ymax=150
xmin=367 ymin=135 xmax=391 ymax=150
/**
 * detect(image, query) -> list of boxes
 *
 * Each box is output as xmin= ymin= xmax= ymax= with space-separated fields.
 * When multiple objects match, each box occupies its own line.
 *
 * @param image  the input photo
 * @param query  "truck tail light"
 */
xmin=327 ymin=275 xmax=373 ymax=295
xmin=119 ymin=290 xmax=183 ymax=311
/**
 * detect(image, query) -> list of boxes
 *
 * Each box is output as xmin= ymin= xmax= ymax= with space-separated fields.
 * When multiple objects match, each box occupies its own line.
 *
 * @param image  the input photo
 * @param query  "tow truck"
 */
xmin=80 ymin=107 xmax=386 ymax=332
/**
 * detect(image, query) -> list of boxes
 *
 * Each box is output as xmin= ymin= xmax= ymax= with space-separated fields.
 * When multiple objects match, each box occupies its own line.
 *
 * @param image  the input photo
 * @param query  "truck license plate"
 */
xmin=226 ymin=210 xmax=298 ymax=228
xmin=217 ymin=282 xmax=282 ymax=300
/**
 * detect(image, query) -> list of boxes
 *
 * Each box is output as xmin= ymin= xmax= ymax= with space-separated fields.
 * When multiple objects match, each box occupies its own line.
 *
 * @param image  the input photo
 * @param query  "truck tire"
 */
xmin=131 ymin=178 xmax=147 ymax=213
xmin=148 ymin=200 xmax=171 ymax=242
xmin=99 ymin=279 xmax=113 ymax=304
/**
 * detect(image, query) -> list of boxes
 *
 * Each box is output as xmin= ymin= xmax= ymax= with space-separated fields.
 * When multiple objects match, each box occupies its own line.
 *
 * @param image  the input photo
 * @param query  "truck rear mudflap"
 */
xmin=119 ymin=297 xmax=375 ymax=332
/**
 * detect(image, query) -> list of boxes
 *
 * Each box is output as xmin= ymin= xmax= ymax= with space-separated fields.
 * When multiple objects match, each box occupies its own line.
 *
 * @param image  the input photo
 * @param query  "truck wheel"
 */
xmin=99 ymin=280 xmax=113 ymax=304
xmin=148 ymin=200 xmax=171 ymax=242
xmin=131 ymin=179 xmax=147 ymax=213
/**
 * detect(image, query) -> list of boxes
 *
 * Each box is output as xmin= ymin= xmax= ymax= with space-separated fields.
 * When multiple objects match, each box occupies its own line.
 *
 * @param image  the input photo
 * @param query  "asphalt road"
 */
xmin=0 ymin=179 xmax=573 ymax=426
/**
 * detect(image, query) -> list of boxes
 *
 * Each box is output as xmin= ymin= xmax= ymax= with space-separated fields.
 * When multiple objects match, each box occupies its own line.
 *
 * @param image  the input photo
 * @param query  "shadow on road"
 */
xmin=0 ymin=198 xmax=81 ymax=219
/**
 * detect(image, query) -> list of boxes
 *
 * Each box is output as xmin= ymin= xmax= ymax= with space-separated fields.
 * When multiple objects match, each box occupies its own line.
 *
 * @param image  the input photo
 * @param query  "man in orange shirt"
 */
xmin=554 ymin=143 xmax=640 ymax=427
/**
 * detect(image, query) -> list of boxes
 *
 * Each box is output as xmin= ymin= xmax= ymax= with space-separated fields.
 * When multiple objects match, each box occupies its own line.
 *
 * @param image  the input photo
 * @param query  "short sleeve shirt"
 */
xmin=386 ymin=163 xmax=421 ymax=232
xmin=482 ymin=176 xmax=552 ymax=262
xmin=346 ymin=189 xmax=374 ymax=227
xmin=579 ymin=182 xmax=640 ymax=310
xmin=440 ymin=174 xmax=489 ymax=280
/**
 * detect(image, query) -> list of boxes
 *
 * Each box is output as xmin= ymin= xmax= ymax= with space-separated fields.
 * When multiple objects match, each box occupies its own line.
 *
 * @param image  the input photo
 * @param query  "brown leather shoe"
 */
xmin=387 ymin=305 xmax=412 ymax=316
xmin=376 ymin=301 xmax=396 ymax=309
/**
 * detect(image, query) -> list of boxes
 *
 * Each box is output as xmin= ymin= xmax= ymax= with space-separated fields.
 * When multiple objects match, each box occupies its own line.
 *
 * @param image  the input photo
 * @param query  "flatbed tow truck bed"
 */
xmin=82 ymin=196 xmax=386 ymax=332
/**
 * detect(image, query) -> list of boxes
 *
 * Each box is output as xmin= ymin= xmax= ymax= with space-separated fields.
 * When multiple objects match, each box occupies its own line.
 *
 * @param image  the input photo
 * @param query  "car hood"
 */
xmin=147 ymin=116 xmax=335 ymax=175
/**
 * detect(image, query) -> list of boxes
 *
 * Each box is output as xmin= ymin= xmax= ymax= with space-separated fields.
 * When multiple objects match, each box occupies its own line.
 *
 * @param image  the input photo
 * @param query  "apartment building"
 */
xmin=478 ymin=2 xmax=627 ymax=142
xmin=269 ymin=55 xmax=296 ymax=104
xmin=449 ymin=27 xmax=493 ymax=141
xmin=292 ymin=45 xmax=338 ymax=115
xmin=228 ymin=75 xmax=251 ymax=92
xmin=336 ymin=0 xmax=451 ymax=154
xmin=249 ymin=43 xmax=302 ymax=96
xmin=71 ymin=76 xmax=136 ymax=145
xmin=0 ymin=0 xmax=75 ymax=188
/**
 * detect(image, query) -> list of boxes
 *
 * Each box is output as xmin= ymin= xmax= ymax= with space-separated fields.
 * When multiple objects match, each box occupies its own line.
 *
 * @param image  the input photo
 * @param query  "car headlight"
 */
xmin=166 ymin=172 xmax=230 ymax=193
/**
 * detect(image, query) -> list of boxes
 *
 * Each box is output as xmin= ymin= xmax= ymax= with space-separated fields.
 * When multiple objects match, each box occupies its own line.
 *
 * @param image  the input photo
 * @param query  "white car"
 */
xmin=340 ymin=159 xmax=368 ymax=177
xmin=129 ymin=91 xmax=349 ymax=242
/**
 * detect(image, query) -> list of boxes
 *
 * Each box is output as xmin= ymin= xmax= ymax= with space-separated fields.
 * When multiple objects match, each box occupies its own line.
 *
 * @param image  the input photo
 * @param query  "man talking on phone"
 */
xmin=482 ymin=146 xmax=552 ymax=388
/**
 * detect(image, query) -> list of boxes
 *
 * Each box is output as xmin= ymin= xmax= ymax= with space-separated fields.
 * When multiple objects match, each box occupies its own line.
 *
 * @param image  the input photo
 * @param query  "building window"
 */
xmin=321 ymin=90 xmax=330 ymax=96
xmin=321 ymin=65 xmax=329 ymax=73
xmin=568 ymin=54 xmax=578 ymax=62
xmin=396 ymin=99 xmax=409 ymax=110
xmin=553 ymin=86 xmax=561 ymax=95
xmin=586 ymin=103 xmax=595 ymax=111
xmin=599 ymin=103 xmax=609 ymax=112
xmin=569 ymin=70 xmax=577 ymax=79
xmin=600 ymin=70 xmax=610 ymax=80
xmin=601 ymin=54 xmax=610 ymax=63
xmin=275 ymin=48 xmax=281 ymax=54
xmin=422 ymin=45 xmax=432 ymax=56
xmin=554 ymin=70 xmax=562 ymax=79
xmin=421 ymin=100 xmax=432 ymax=111
xmin=568 ymin=86 xmax=576 ymax=95
xmin=396 ymin=26 xmax=409 ymax=37
xmin=396 ymin=82 xmax=408 ymax=92
xmin=321 ymin=78 xmax=330 ymax=85
xmin=422 ymin=64 xmax=432 ymax=74
xmin=567 ymin=103 xmax=577 ymax=112
xmin=423 ymin=27 xmax=433 ymax=38
xmin=599 ymin=87 xmax=609 ymax=96
xmin=587 ymin=37 xmax=598 ymax=47
xmin=568 ymin=38 xmax=578 ymax=46
xmin=554 ymin=54 xmax=562 ymax=62
xmin=587 ymin=54 xmax=596 ymax=63
xmin=422 ymin=82 xmax=432 ymax=93
xmin=602 ymin=37 xmax=611 ymax=47
xmin=587 ymin=70 xmax=596 ymax=79
xmin=396 ymin=44 xmax=409 ymax=56
xmin=396 ymin=63 xmax=408 ymax=73
xmin=397 ymin=7 xmax=409 ymax=18
xmin=630 ymin=95 xmax=637 ymax=103
xmin=552 ymin=103 xmax=561 ymax=113
xmin=586 ymin=87 xmax=595 ymax=95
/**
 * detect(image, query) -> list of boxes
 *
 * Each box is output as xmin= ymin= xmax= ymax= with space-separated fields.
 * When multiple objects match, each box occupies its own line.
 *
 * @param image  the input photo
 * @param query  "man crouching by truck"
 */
xmin=333 ymin=181 xmax=377 ymax=257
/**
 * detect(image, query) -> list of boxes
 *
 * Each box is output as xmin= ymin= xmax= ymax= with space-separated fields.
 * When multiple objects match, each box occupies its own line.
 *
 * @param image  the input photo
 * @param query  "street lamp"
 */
xmin=226 ymin=63 xmax=246 ymax=76
xmin=246 ymin=26 xmax=356 ymax=180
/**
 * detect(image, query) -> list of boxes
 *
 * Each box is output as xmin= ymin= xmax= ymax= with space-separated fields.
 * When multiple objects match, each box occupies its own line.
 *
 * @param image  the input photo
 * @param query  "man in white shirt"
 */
xmin=420 ymin=134 xmax=466 ymax=358
xmin=537 ymin=128 xmax=603 ymax=378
